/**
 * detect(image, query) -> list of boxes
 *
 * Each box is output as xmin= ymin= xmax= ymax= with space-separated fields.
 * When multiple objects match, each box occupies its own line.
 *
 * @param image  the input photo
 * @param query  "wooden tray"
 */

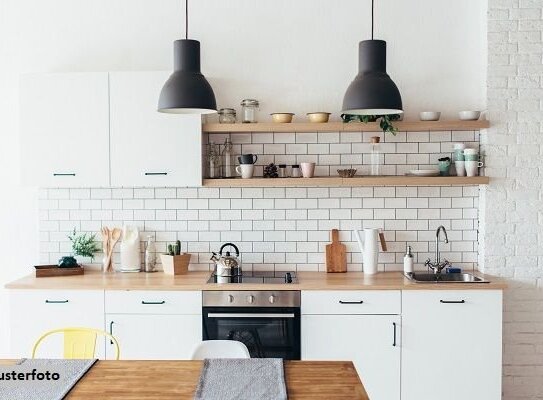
xmin=35 ymin=265 xmax=84 ymax=278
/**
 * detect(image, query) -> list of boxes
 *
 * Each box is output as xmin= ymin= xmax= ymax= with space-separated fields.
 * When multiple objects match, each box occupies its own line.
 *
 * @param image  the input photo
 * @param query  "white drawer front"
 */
xmin=302 ymin=290 xmax=401 ymax=315
xmin=105 ymin=290 xmax=201 ymax=314
xmin=11 ymin=289 xmax=104 ymax=314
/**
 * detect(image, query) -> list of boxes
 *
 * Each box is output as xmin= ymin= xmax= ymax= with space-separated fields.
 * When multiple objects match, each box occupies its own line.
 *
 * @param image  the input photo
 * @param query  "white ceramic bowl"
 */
xmin=419 ymin=111 xmax=441 ymax=121
xmin=458 ymin=111 xmax=481 ymax=121
xmin=271 ymin=113 xmax=294 ymax=123
xmin=307 ymin=112 xmax=331 ymax=123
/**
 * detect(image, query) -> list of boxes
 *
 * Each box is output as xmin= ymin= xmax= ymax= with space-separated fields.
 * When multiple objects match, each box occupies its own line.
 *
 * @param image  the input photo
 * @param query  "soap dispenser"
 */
xmin=403 ymin=245 xmax=414 ymax=274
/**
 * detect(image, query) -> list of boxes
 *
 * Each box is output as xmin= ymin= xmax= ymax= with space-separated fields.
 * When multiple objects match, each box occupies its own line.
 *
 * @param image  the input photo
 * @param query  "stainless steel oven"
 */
xmin=202 ymin=290 xmax=301 ymax=360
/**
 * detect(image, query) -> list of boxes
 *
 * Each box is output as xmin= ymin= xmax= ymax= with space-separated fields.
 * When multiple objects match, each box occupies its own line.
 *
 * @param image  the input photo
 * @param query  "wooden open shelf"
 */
xmin=202 ymin=120 xmax=490 ymax=133
xmin=203 ymin=176 xmax=490 ymax=187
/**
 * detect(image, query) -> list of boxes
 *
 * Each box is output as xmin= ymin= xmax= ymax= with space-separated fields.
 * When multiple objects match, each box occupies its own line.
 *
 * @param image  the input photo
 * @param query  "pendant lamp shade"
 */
xmin=158 ymin=39 xmax=217 ymax=114
xmin=342 ymin=40 xmax=402 ymax=116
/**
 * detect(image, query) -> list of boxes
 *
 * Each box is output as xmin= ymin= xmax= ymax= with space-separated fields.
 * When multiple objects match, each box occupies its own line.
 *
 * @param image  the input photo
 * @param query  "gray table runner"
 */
xmin=194 ymin=358 xmax=287 ymax=400
xmin=0 ymin=358 xmax=97 ymax=400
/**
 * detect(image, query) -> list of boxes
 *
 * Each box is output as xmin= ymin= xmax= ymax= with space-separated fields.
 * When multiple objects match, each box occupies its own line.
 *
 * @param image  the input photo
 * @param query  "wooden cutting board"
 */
xmin=325 ymin=229 xmax=347 ymax=273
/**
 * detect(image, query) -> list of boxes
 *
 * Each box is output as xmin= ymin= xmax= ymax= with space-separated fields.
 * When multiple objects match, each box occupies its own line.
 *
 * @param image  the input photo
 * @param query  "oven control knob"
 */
xmin=227 ymin=295 xmax=234 ymax=303
xmin=246 ymin=295 xmax=255 ymax=304
xmin=269 ymin=295 xmax=276 ymax=304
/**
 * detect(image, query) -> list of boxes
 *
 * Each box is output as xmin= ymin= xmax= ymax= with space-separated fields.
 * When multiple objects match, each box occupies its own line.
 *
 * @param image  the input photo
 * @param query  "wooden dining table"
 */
xmin=1 ymin=359 xmax=368 ymax=399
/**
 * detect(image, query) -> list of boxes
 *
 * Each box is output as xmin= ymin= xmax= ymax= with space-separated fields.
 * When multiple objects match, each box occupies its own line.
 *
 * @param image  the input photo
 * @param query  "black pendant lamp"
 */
xmin=342 ymin=0 xmax=402 ymax=115
xmin=158 ymin=0 xmax=217 ymax=114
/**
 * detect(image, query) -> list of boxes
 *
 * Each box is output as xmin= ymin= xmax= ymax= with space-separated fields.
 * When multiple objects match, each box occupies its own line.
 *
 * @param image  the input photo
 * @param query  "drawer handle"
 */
xmin=53 ymin=173 xmax=76 ymax=177
xmin=141 ymin=300 xmax=166 ymax=305
xmin=45 ymin=299 xmax=69 ymax=304
xmin=144 ymin=172 xmax=168 ymax=176
xmin=440 ymin=300 xmax=465 ymax=304
xmin=392 ymin=322 xmax=397 ymax=347
xmin=338 ymin=300 xmax=364 ymax=304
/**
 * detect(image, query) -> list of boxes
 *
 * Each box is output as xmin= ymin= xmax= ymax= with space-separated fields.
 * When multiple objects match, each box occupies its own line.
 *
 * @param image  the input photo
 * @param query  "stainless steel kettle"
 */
xmin=210 ymin=243 xmax=241 ymax=277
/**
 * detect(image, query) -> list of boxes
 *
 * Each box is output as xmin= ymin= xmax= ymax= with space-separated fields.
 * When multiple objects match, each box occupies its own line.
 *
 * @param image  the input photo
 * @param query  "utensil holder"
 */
xmin=160 ymin=253 xmax=191 ymax=275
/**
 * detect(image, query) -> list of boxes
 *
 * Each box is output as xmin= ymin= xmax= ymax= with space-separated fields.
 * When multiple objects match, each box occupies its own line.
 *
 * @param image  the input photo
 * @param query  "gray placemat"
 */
xmin=194 ymin=358 xmax=287 ymax=400
xmin=0 ymin=358 xmax=97 ymax=400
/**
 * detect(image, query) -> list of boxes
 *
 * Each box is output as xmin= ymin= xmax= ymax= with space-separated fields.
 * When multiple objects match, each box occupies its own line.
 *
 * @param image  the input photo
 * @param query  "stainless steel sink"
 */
xmin=405 ymin=272 xmax=489 ymax=283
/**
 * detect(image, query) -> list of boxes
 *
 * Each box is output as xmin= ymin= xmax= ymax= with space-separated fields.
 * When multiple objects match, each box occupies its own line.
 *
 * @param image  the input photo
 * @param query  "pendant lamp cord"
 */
xmin=371 ymin=0 xmax=374 ymax=40
xmin=185 ymin=0 xmax=188 ymax=39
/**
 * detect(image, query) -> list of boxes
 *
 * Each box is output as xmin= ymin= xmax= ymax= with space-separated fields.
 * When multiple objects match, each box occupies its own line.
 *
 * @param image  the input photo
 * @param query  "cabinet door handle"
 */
xmin=109 ymin=321 xmax=114 ymax=344
xmin=141 ymin=300 xmax=166 ymax=305
xmin=53 ymin=173 xmax=76 ymax=176
xmin=338 ymin=300 xmax=364 ymax=304
xmin=440 ymin=299 xmax=465 ymax=304
xmin=392 ymin=322 xmax=397 ymax=347
xmin=45 ymin=299 xmax=69 ymax=304
xmin=144 ymin=172 xmax=168 ymax=176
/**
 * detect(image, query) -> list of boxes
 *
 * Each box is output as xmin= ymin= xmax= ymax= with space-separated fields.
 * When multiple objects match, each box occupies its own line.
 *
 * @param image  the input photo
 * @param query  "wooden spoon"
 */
xmin=105 ymin=228 xmax=122 ymax=272
xmin=101 ymin=227 xmax=110 ymax=272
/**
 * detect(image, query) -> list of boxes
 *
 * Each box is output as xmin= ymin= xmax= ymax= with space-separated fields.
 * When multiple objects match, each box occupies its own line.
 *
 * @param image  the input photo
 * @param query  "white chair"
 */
xmin=191 ymin=340 xmax=251 ymax=360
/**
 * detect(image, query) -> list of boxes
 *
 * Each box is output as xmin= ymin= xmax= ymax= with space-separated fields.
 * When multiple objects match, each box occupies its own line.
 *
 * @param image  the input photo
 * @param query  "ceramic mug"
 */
xmin=465 ymin=161 xmax=483 ymax=177
xmin=455 ymin=161 xmax=466 ymax=176
xmin=300 ymin=162 xmax=316 ymax=178
xmin=236 ymin=164 xmax=254 ymax=179
xmin=238 ymin=154 xmax=258 ymax=164
xmin=464 ymin=154 xmax=479 ymax=161
xmin=438 ymin=158 xmax=451 ymax=176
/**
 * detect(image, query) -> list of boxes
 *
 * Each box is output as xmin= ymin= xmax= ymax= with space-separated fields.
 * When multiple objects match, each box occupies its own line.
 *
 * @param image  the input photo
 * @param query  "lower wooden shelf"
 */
xmin=203 ymin=176 xmax=490 ymax=187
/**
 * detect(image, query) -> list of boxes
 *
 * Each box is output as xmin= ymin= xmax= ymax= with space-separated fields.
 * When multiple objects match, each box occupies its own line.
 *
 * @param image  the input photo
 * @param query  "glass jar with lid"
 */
xmin=218 ymin=108 xmax=236 ymax=124
xmin=241 ymin=99 xmax=259 ymax=123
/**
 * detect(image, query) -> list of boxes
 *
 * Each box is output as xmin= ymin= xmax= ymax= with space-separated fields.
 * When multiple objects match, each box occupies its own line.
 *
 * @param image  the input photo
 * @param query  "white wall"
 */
xmin=0 ymin=0 xmax=486 ymax=357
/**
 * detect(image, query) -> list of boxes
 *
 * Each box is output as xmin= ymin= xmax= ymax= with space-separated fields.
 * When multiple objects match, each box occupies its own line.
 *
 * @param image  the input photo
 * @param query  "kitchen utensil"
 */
xmin=354 ymin=229 xmax=381 ymax=275
xmin=438 ymin=157 xmax=451 ymax=176
xmin=35 ymin=265 xmax=84 ymax=277
xmin=379 ymin=232 xmax=388 ymax=252
xmin=465 ymin=161 xmax=484 ymax=176
xmin=120 ymin=225 xmax=141 ymax=272
xmin=236 ymin=164 xmax=254 ymax=179
xmin=325 ymin=229 xmax=347 ymax=273
xmin=238 ymin=154 xmax=258 ymax=164
xmin=271 ymin=113 xmax=294 ymax=123
xmin=210 ymin=243 xmax=241 ymax=277
xmin=337 ymin=168 xmax=357 ymax=178
xmin=101 ymin=227 xmax=110 ymax=272
xmin=458 ymin=110 xmax=481 ymax=121
xmin=419 ymin=111 xmax=441 ymax=121
xmin=306 ymin=112 xmax=331 ymax=123
xmin=300 ymin=162 xmax=315 ymax=178
xmin=104 ymin=228 xmax=122 ymax=273
xmin=455 ymin=161 xmax=466 ymax=176
xmin=408 ymin=169 xmax=440 ymax=177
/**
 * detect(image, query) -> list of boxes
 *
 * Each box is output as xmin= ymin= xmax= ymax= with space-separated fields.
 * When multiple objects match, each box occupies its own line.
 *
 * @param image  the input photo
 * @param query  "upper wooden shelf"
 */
xmin=203 ymin=176 xmax=490 ymax=187
xmin=202 ymin=120 xmax=490 ymax=133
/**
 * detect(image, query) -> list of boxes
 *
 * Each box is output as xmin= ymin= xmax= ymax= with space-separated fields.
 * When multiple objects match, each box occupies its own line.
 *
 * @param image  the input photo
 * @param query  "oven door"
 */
xmin=202 ymin=306 xmax=301 ymax=360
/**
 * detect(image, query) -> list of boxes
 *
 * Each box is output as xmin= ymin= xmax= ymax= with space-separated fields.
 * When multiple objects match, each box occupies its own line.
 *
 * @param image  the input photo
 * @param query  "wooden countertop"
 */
xmin=0 ymin=360 xmax=368 ymax=400
xmin=5 ymin=270 xmax=507 ymax=290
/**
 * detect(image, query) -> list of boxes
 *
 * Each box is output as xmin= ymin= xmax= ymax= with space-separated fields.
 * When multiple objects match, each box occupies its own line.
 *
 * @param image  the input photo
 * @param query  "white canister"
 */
xmin=120 ymin=225 xmax=141 ymax=272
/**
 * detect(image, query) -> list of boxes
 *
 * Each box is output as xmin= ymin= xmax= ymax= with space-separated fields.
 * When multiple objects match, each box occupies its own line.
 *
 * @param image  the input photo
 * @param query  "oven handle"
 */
xmin=207 ymin=313 xmax=295 ymax=319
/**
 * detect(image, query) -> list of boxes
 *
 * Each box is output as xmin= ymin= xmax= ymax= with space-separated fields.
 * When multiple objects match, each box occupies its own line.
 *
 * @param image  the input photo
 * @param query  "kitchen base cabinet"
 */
xmin=9 ymin=290 xmax=105 ymax=358
xmin=105 ymin=314 xmax=201 ymax=360
xmin=401 ymin=290 xmax=502 ymax=400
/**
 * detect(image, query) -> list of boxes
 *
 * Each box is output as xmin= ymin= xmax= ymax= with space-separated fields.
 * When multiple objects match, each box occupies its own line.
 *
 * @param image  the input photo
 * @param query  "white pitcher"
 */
xmin=354 ymin=229 xmax=380 ymax=275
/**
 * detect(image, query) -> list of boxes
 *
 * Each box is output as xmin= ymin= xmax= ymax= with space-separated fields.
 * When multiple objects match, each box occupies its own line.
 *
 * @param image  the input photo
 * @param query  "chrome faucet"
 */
xmin=425 ymin=226 xmax=450 ymax=274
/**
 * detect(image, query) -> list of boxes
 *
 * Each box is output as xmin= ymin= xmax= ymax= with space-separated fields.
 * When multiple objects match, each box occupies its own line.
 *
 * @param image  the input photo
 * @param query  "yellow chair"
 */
xmin=32 ymin=327 xmax=120 ymax=360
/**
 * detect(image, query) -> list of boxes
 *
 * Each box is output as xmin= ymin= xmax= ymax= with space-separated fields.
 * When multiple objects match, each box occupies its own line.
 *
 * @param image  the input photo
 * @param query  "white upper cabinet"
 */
xmin=20 ymin=73 xmax=110 ymax=187
xmin=109 ymin=71 xmax=202 ymax=187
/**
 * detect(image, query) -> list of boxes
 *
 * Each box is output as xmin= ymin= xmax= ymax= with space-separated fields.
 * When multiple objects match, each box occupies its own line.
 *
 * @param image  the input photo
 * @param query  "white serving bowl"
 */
xmin=458 ymin=111 xmax=481 ymax=121
xmin=419 ymin=111 xmax=441 ymax=121
xmin=271 ymin=113 xmax=294 ymax=123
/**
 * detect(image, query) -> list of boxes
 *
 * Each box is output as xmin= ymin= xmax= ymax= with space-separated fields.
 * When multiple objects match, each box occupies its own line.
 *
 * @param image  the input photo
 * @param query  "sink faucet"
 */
xmin=425 ymin=226 xmax=450 ymax=274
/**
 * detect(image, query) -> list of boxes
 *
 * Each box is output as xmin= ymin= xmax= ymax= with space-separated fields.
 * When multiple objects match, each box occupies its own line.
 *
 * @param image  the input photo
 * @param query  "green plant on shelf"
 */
xmin=341 ymin=113 xmax=401 ymax=135
xmin=67 ymin=228 xmax=100 ymax=261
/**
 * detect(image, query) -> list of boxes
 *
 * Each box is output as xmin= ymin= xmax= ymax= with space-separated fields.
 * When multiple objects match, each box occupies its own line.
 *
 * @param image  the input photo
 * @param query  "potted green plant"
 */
xmin=341 ymin=113 xmax=401 ymax=135
xmin=160 ymin=240 xmax=191 ymax=275
xmin=58 ymin=229 xmax=100 ymax=268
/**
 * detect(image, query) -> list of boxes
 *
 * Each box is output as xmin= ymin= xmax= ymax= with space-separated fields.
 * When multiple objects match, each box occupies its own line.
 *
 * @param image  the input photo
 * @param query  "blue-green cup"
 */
xmin=464 ymin=154 xmax=479 ymax=161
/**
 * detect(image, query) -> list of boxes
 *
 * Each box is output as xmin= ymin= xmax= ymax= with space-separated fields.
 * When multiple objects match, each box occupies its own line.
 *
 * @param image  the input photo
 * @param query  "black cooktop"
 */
xmin=207 ymin=271 xmax=298 ymax=284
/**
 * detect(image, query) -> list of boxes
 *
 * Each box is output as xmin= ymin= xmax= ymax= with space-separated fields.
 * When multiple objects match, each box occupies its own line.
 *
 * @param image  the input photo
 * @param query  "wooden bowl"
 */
xmin=271 ymin=113 xmax=294 ymax=123
xmin=307 ymin=112 xmax=331 ymax=123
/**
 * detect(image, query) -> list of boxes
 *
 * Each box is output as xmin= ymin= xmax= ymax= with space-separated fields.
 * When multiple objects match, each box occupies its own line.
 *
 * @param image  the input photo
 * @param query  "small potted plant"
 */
xmin=160 ymin=240 xmax=191 ymax=275
xmin=58 ymin=229 xmax=100 ymax=268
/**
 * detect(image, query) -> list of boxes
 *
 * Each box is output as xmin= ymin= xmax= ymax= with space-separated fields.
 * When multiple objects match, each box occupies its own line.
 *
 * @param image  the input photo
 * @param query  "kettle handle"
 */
xmin=219 ymin=243 xmax=240 ymax=257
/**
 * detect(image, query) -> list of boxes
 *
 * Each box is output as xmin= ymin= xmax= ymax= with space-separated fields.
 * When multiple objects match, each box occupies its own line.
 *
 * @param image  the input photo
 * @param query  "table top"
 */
xmin=61 ymin=360 xmax=368 ymax=399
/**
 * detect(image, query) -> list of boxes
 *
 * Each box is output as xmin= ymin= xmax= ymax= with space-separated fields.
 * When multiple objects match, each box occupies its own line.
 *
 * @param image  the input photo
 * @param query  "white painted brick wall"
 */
xmin=483 ymin=0 xmax=543 ymax=398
